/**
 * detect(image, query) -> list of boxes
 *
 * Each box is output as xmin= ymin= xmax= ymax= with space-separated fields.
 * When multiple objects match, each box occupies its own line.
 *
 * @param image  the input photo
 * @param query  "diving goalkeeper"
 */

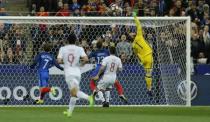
xmin=133 ymin=12 xmax=153 ymax=96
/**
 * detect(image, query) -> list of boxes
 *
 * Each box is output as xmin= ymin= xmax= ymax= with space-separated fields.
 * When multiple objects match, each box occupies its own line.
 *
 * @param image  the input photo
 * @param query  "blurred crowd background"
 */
xmin=0 ymin=0 xmax=210 ymax=68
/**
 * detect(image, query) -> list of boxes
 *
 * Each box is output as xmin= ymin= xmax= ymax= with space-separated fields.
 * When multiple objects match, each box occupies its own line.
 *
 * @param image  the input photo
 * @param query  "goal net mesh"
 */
xmin=0 ymin=17 xmax=188 ymax=106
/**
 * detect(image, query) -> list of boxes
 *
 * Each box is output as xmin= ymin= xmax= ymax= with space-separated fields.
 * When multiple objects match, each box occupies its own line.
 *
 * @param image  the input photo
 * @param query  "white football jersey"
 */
xmin=101 ymin=55 xmax=122 ymax=79
xmin=57 ymin=45 xmax=87 ymax=77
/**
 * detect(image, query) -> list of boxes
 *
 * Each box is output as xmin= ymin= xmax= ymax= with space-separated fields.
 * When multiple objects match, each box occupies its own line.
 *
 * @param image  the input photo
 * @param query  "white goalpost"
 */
xmin=0 ymin=16 xmax=191 ymax=106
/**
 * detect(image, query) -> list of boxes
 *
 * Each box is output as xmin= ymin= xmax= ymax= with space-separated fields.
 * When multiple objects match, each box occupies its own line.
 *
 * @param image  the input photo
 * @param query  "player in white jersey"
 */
xmin=93 ymin=46 xmax=122 ymax=106
xmin=57 ymin=33 xmax=94 ymax=117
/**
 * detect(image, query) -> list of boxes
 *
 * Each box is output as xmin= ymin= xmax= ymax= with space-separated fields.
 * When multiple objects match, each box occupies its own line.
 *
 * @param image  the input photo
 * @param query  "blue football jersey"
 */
xmin=89 ymin=49 xmax=109 ymax=77
xmin=31 ymin=52 xmax=63 ymax=72
xmin=89 ymin=49 xmax=110 ymax=66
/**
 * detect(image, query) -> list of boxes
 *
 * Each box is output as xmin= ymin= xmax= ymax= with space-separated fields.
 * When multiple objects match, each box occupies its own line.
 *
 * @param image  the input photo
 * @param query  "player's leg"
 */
xmin=66 ymin=95 xmax=77 ymax=117
xmin=114 ymin=80 xmax=128 ymax=103
xmin=99 ymin=78 xmax=113 ymax=107
xmin=104 ymin=90 xmax=110 ymax=103
xmin=64 ymin=77 xmax=80 ymax=117
xmin=37 ymin=72 xmax=50 ymax=104
xmin=135 ymin=52 xmax=153 ymax=96
xmin=97 ymin=79 xmax=106 ymax=105
xmin=73 ymin=77 xmax=92 ymax=101
xmin=97 ymin=90 xmax=105 ymax=104
xmin=114 ymin=80 xmax=123 ymax=95
xmin=64 ymin=76 xmax=94 ymax=117
xmin=89 ymin=66 xmax=101 ymax=94
xmin=90 ymin=79 xmax=97 ymax=92
xmin=71 ymin=76 xmax=94 ymax=105
xmin=143 ymin=54 xmax=153 ymax=96
xmin=104 ymin=85 xmax=112 ymax=107
xmin=40 ymin=86 xmax=50 ymax=100
xmin=64 ymin=86 xmax=78 ymax=117
xmin=103 ymin=90 xmax=110 ymax=107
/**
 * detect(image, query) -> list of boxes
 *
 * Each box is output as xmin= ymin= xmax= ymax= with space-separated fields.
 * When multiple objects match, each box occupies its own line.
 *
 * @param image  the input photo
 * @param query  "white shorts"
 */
xmin=97 ymin=76 xmax=116 ymax=91
xmin=65 ymin=75 xmax=81 ymax=90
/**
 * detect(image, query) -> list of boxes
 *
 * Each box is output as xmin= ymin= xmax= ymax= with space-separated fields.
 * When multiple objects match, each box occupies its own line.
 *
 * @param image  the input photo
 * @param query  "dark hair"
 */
xmin=43 ymin=43 xmax=52 ymax=52
xmin=67 ymin=33 xmax=77 ymax=44
xmin=109 ymin=46 xmax=116 ymax=54
xmin=96 ymin=40 xmax=103 ymax=49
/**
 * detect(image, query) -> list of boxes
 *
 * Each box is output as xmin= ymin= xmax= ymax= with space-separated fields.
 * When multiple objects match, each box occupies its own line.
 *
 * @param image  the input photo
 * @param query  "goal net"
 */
xmin=0 ymin=17 xmax=191 ymax=106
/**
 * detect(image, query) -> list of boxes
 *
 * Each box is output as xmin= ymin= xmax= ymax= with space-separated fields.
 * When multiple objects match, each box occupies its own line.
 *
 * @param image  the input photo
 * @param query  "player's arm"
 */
xmin=98 ymin=65 xmax=106 ymax=77
xmin=87 ymin=51 xmax=95 ymax=64
xmin=93 ymin=65 xmax=105 ymax=81
xmin=80 ymin=47 xmax=89 ymax=66
xmin=117 ymin=65 xmax=123 ymax=72
xmin=30 ymin=54 xmax=39 ymax=69
xmin=88 ymin=51 xmax=94 ymax=59
xmin=116 ymin=44 xmax=120 ymax=57
xmin=93 ymin=58 xmax=107 ymax=80
xmin=57 ymin=47 xmax=64 ymax=64
xmin=53 ymin=57 xmax=64 ymax=71
xmin=57 ymin=59 xmax=63 ymax=64
xmin=133 ymin=12 xmax=143 ymax=36
xmin=128 ymin=43 xmax=133 ymax=58
xmin=117 ymin=58 xmax=123 ymax=72
xmin=80 ymin=56 xmax=89 ymax=66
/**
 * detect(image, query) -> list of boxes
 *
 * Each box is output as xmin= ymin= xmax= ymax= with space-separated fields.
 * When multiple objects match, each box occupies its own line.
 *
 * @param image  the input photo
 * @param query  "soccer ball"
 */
xmin=110 ymin=3 xmax=119 ymax=11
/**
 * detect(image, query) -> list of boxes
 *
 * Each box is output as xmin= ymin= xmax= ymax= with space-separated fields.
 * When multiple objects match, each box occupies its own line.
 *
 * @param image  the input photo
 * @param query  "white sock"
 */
xmin=105 ymin=91 xmax=110 ymax=103
xmin=76 ymin=91 xmax=89 ymax=100
xmin=98 ymin=91 xmax=105 ymax=102
xmin=68 ymin=97 xmax=77 ymax=113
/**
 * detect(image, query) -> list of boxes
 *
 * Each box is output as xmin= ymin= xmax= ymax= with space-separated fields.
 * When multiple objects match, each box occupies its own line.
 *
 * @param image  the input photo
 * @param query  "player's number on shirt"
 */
xmin=97 ymin=56 xmax=104 ymax=64
xmin=68 ymin=54 xmax=75 ymax=66
xmin=43 ymin=59 xmax=49 ymax=69
xmin=110 ymin=62 xmax=116 ymax=72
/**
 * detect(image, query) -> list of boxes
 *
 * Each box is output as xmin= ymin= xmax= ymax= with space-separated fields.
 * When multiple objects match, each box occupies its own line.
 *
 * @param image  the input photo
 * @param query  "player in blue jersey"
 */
xmin=88 ymin=41 xmax=110 ymax=80
xmin=89 ymin=41 xmax=128 ymax=106
xmin=30 ymin=43 xmax=63 ymax=104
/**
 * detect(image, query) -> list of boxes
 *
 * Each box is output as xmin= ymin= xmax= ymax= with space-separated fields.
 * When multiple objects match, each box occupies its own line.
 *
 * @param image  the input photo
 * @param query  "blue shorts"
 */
xmin=38 ymin=71 xmax=49 ymax=87
xmin=90 ymin=65 xmax=101 ymax=78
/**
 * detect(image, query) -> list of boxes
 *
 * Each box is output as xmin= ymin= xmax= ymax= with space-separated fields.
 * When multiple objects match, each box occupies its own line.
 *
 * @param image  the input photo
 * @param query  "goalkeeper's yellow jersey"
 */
xmin=133 ymin=16 xmax=152 ymax=58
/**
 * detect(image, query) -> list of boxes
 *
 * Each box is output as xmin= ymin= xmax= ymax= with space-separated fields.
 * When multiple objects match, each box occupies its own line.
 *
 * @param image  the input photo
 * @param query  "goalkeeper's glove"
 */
xmin=132 ymin=12 xmax=137 ymax=17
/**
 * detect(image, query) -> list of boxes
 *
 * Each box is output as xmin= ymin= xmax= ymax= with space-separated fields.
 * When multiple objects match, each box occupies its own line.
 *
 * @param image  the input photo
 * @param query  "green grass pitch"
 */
xmin=0 ymin=107 xmax=210 ymax=122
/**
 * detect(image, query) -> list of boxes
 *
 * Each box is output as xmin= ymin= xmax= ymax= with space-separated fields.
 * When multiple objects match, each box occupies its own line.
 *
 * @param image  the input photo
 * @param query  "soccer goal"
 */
xmin=0 ymin=16 xmax=191 ymax=106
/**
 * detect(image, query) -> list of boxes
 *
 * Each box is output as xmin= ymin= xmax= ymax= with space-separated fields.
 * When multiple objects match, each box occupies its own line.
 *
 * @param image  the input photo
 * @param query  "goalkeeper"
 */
xmin=133 ymin=12 xmax=153 ymax=96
